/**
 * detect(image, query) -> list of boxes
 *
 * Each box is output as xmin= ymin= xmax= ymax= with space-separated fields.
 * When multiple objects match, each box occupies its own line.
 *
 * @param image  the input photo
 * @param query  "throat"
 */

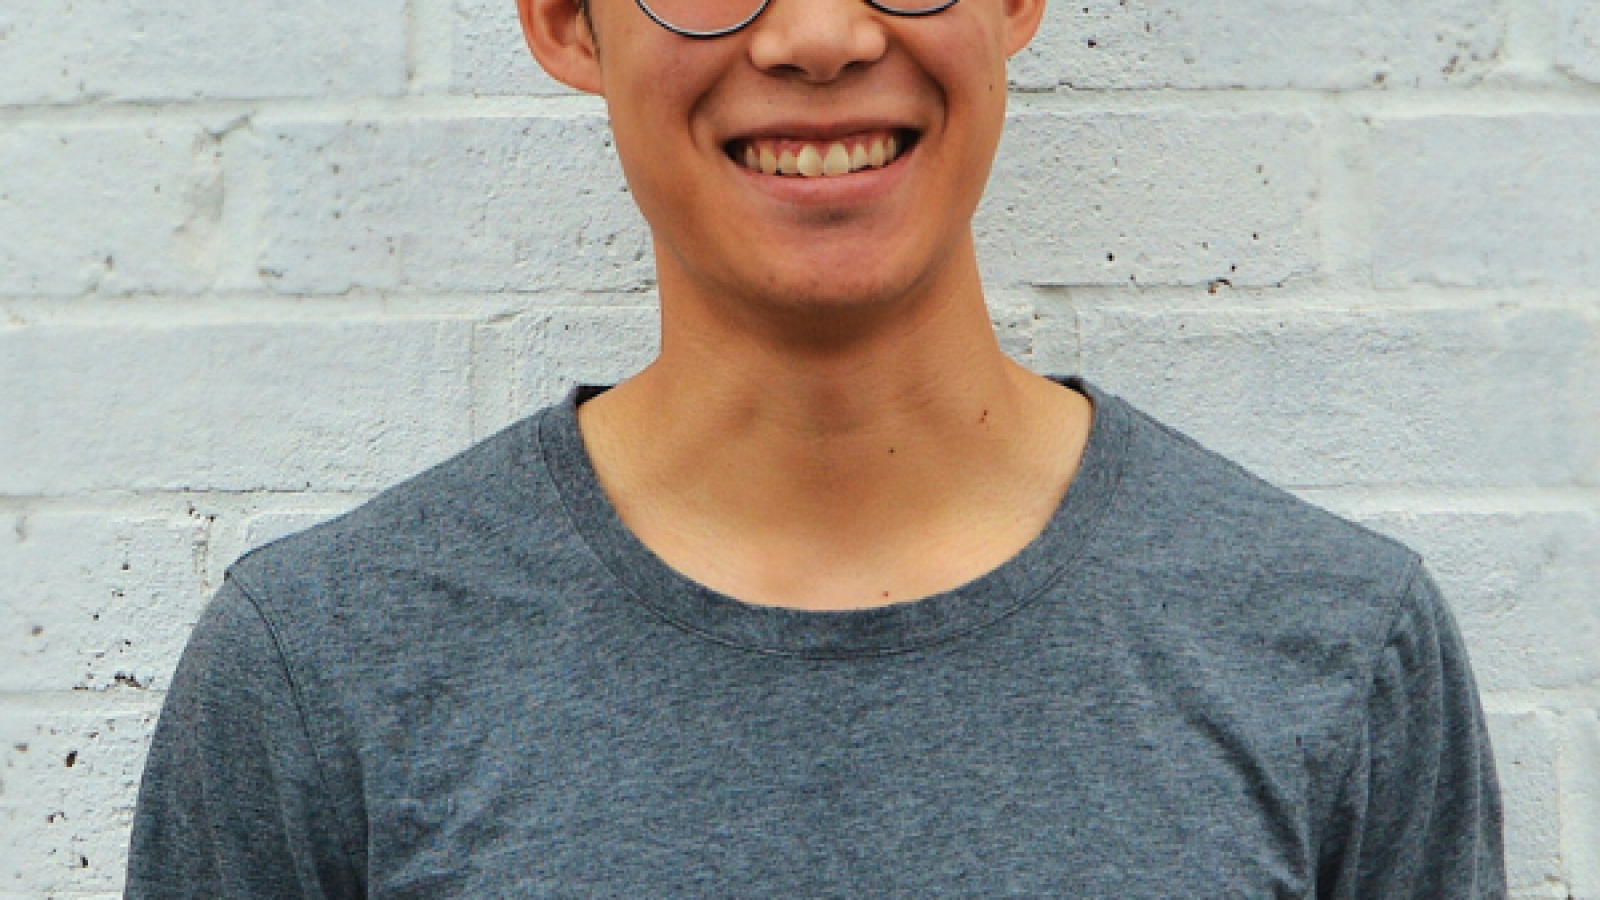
xmin=577 ymin=367 xmax=1093 ymax=613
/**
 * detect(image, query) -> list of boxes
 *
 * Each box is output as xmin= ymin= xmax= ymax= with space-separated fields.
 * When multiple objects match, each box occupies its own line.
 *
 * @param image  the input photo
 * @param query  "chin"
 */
xmin=751 ymin=246 xmax=943 ymax=305
xmin=756 ymin=269 xmax=917 ymax=311
xmin=738 ymin=275 xmax=947 ymax=343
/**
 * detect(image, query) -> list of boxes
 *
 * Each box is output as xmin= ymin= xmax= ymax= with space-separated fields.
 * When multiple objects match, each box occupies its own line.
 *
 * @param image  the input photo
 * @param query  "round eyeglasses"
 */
xmin=634 ymin=0 xmax=960 ymax=38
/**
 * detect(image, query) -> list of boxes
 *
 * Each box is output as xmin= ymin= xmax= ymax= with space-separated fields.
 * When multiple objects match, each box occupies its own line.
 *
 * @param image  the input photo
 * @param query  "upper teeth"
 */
xmin=736 ymin=135 xmax=903 ymax=177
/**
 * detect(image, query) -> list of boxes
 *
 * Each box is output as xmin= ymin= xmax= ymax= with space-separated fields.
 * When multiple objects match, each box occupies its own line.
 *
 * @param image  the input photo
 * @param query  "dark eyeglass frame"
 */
xmin=633 ymin=0 xmax=960 ymax=38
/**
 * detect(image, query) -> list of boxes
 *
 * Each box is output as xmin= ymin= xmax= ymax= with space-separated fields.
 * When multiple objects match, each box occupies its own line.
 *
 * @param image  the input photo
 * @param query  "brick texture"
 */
xmin=1356 ymin=509 xmax=1600 ymax=692
xmin=1488 ymin=711 xmax=1563 ymax=892
xmin=0 ymin=705 xmax=160 ymax=894
xmin=2 ymin=0 xmax=1596 ymax=892
xmin=1075 ymin=304 xmax=1599 ymax=488
xmin=0 ymin=319 xmax=477 ymax=493
xmin=1558 ymin=0 xmax=1600 ymax=83
xmin=1010 ymin=0 xmax=1502 ymax=90
xmin=978 ymin=111 xmax=1317 ymax=287
xmin=452 ymin=0 xmax=577 ymax=96
xmin=1374 ymin=115 xmax=1600 ymax=288
xmin=0 ymin=123 xmax=223 ymax=297
xmin=0 ymin=514 xmax=209 ymax=694
xmin=254 ymin=115 xmax=653 ymax=294
xmin=0 ymin=0 xmax=406 ymax=105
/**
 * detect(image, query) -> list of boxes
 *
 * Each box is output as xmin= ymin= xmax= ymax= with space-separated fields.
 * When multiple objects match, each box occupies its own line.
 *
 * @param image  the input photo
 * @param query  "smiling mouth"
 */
xmin=726 ymin=129 xmax=919 ymax=177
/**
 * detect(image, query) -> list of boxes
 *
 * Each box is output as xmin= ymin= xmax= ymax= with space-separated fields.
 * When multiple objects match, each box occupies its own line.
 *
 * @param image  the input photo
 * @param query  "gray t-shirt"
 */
xmin=127 ymin=377 xmax=1505 ymax=898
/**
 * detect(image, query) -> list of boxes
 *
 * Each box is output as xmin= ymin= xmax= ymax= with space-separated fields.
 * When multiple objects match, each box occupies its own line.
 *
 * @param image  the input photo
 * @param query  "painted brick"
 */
xmin=499 ymin=305 xmax=661 ymax=411
xmin=0 ymin=0 xmax=1590 ymax=883
xmin=254 ymin=115 xmax=654 ymax=294
xmin=205 ymin=507 xmax=356 ymax=584
xmin=1011 ymin=0 xmax=1500 ymax=90
xmin=0 ymin=704 xmax=159 ymax=895
xmin=1562 ymin=710 xmax=1600 ymax=896
xmin=0 ymin=514 xmax=208 ymax=694
xmin=453 ymin=0 xmax=1504 ymax=92
xmin=1351 ymin=510 xmax=1600 ymax=693
xmin=1076 ymin=304 xmax=1599 ymax=488
xmin=1557 ymin=0 xmax=1600 ymax=83
xmin=1374 ymin=115 xmax=1600 ymax=288
xmin=1023 ymin=298 xmax=1082 ymax=377
xmin=1488 ymin=711 xmax=1563 ymax=892
xmin=977 ymin=111 xmax=1316 ymax=287
xmin=0 ymin=895 xmax=120 ymax=900
xmin=239 ymin=509 xmax=351 ymax=556
xmin=452 ymin=0 xmax=577 ymax=96
xmin=0 ymin=895 xmax=122 ymax=900
xmin=0 ymin=123 xmax=221 ymax=297
xmin=0 ymin=0 xmax=405 ymax=106
xmin=987 ymin=296 xmax=1037 ymax=362
xmin=0 ymin=318 xmax=476 ymax=494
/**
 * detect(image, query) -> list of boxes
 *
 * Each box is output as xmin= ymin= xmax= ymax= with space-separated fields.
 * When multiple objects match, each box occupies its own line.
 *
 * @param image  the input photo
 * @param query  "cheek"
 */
xmin=602 ymin=84 xmax=721 ymax=236
xmin=602 ymin=45 xmax=730 ymax=166
xmin=596 ymin=14 xmax=717 ymax=116
xmin=927 ymin=8 xmax=1009 ymax=77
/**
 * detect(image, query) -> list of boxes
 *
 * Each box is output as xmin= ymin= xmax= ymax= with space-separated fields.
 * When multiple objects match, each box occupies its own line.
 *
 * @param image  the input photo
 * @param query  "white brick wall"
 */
xmin=1373 ymin=114 xmax=1600 ymax=288
xmin=1008 ymin=0 xmax=1503 ymax=89
xmin=977 ymin=111 xmax=1319 ymax=287
xmin=0 ymin=0 xmax=1595 ymax=893
xmin=0 ymin=122 xmax=224 ymax=296
xmin=0 ymin=0 xmax=409 ymax=104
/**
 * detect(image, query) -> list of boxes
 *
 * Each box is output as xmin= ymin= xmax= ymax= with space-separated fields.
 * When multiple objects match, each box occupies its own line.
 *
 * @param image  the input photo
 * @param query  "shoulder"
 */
xmin=223 ymin=406 xmax=572 ymax=651
xmin=1073 ymin=383 xmax=1438 ymax=726
xmin=1075 ymin=386 xmax=1497 ymax=835
xmin=1090 ymin=384 xmax=1421 ymax=617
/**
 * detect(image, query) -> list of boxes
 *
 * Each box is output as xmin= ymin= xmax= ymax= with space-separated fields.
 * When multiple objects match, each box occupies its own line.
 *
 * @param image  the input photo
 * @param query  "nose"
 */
xmin=746 ymin=0 xmax=889 ymax=83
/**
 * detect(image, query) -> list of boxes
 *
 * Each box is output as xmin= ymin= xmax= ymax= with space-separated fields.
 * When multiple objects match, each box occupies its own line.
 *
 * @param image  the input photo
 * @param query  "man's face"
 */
xmin=552 ymin=0 xmax=1040 ymax=319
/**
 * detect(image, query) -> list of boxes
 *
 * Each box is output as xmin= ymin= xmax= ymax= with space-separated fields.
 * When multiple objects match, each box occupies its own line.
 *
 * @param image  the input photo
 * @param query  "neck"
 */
xmin=574 ymin=243 xmax=1091 ymax=604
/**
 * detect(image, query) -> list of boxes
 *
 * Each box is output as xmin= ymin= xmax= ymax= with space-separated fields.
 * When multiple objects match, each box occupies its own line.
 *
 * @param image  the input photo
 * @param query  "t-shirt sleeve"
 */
xmin=1318 ymin=562 xmax=1507 ymax=899
xmin=125 ymin=577 xmax=363 ymax=899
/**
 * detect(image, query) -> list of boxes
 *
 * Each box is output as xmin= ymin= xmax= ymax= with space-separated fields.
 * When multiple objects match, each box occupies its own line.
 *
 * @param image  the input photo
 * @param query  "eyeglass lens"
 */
xmin=637 ymin=0 xmax=956 ymax=37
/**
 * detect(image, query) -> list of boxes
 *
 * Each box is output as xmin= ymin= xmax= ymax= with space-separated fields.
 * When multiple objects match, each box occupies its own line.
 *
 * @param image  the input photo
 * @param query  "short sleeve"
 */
xmin=1317 ymin=563 xmax=1507 ymax=899
xmin=126 ymin=578 xmax=364 ymax=899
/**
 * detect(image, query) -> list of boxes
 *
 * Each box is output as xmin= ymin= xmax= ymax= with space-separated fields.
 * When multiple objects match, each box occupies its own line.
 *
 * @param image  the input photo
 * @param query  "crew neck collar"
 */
xmin=537 ymin=376 xmax=1131 ymax=658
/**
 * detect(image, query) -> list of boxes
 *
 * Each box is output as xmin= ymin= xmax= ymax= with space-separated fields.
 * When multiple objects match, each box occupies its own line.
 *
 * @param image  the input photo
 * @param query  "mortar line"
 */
xmin=4 ymin=85 xmax=1600 ymax=127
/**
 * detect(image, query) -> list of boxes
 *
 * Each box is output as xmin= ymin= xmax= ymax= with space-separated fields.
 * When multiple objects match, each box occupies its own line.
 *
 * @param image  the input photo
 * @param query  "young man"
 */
xmin=127 ymin=0 xmax=1506 ymax=892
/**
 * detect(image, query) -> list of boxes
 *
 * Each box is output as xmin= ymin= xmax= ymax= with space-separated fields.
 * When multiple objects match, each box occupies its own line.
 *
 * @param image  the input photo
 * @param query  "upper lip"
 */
xmin=724 ymin=118 xmax=919 ymax=143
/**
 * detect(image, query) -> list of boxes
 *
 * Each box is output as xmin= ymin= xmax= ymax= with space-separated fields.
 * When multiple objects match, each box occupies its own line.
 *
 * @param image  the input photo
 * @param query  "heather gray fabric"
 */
xmin=127 ymin=377 xmax=1505 ymax=898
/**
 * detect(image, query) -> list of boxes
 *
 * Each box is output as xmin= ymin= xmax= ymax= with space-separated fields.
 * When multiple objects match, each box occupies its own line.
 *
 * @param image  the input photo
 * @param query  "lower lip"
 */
xmin=729 ymin=141 xmax=916 ymax=207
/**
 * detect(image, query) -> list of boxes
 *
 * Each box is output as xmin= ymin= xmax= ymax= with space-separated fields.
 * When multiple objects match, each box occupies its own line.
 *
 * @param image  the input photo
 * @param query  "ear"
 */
xmin=1001 ymin=0 xmax=1046 ymax=57
xmin=517 ymin=0 xmax=606 ymax=95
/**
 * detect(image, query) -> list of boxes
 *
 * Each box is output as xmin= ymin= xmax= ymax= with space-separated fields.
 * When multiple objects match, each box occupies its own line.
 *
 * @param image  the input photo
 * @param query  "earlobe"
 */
xmin=517 ymin=0 xmax=606 ymax=95
xmin=1002 ymin=0 xmax=1046 ymax=57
